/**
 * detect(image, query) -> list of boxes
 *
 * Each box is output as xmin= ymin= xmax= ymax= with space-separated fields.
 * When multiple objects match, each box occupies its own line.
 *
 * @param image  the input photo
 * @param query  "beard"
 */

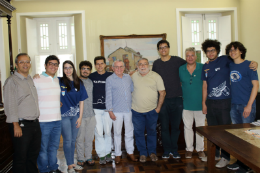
xmin=138 ymin=68 xmax=150 ymax=75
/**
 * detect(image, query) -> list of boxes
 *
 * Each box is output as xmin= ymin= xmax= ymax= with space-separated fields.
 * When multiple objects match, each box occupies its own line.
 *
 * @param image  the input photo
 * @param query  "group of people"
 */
xmin=3 ymin=38 xmax=258 ymax=173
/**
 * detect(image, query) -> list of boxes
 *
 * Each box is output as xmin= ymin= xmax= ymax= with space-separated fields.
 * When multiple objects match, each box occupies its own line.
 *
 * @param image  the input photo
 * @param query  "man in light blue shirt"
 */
xmin=105 ymin=60 xmax=137 ymax=164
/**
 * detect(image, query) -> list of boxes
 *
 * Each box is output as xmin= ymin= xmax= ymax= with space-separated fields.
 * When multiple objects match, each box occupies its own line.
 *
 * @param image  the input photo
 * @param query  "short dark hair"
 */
xmin=201 ymin=39 xmax=221 ymax=55
xmin=15 ymin=53 xmax=31 ymax=64
xmin=45 ymin=55 xmax=60 ymax=65
xmin=157 ymin=40 xmax=170 ymax=50
xmin=94 ymin=56 xmax=106 ymax=65
xmin=79 ymin=61 xmax=92 ymax=70
xmin=225 ymin=41 xmax=247 ymax=60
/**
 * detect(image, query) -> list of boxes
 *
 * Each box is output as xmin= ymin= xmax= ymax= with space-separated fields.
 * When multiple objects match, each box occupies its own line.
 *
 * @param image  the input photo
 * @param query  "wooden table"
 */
xmin=196 ymin=123 xmax=260 ymax=172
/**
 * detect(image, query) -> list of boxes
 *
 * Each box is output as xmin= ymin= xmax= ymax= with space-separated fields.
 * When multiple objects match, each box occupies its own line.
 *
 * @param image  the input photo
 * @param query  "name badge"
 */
xmin=62 ymin=91 xmax=65 ymax=96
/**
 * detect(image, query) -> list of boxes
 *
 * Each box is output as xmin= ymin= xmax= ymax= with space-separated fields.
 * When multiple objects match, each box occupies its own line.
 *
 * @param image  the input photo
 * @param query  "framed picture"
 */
xmin=100 ymin=34 xmax=167 ymax=73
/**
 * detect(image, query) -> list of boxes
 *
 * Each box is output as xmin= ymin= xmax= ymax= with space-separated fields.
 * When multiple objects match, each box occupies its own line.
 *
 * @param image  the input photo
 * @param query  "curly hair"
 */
xmin=201 ymin=39 xmax=221 ymax=55
xmin=225 ymin=41 xmax=247 ymax=60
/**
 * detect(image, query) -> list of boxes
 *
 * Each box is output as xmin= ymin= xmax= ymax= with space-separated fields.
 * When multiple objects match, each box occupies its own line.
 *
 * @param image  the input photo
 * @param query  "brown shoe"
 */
xmin=185 ymin=151 xmax=192 ymax=158
xmin=198 ymin=151 xmax=206 ymax=158
xmin=115 ymin=156 xmax=121 ymax=164
xmin=150 ymin=153 xmax=158 ymax=161
xmin=127 ymin=154 xmax=138 ymax=162
xmin=139 ymin=155 xmax=146 ymax=162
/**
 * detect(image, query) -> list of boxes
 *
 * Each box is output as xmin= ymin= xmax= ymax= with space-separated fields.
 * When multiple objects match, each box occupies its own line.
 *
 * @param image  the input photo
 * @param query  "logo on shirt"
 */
xmin=215 ymin=67 xmax=220 ymax=71
xmin=61 ymin=86 xmax=67 ymax=89
xmin=230 ymin=70 xmax=242 ymax=82
xmin=93 ymin=80 xmax=106 ymax=84
xmin=208 ymin=81 xmax=230 ymax=97
xmin=204 ymin=69 xmax=210 ymax=78
xmin=62 ymin=91 xmax=65 ymax=96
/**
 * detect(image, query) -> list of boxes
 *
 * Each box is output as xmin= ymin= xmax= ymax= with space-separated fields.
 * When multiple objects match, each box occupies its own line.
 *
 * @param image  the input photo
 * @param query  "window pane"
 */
xmin=59 ymin=23 xmax=68 ymax=50
xmin=40 ymin=24 xmax=49 ymax=50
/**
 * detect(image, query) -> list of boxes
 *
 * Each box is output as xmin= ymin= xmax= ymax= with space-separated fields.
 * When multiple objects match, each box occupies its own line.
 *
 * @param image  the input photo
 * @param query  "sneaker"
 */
xmin=215 ymin=157 xmax=230 ymax=168
xmin=67 ymin=168 xmax=76 ymax=173
xmin=235 ymin=167 xmax=253 ymax=173
xmin=197 ymin=151 xmax=206 ymax=158
xmin=150 ymin=153 xmax=158 ymax=161
xmin=201 ymin=156 xmax=221 ymax=162
xmin=99 ymin=157 xmax=106 ymax=165
xmin=105 ymin=153 xmax=113 ymax=162
xmin=185 ymin=151 xmax=192 ymax=158
xmin=172 ymin=151 xmax=181 ymax=159
xmin=139 ymin=155 xmax=147 ymax=163
xmin=162 ymin=152 xmax=170 ymax=159
xmin=227 ymin=162 xmax=240 ymax=170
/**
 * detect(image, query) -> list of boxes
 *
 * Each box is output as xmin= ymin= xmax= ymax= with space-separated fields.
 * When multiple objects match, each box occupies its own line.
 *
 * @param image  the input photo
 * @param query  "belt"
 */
xmin=19 ymin=118 xmax=38 ymax=122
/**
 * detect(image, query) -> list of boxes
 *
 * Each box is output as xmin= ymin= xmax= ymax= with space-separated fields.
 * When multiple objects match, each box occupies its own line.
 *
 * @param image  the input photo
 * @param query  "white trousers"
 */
xmin=113 ymin=112 xmax=134 ymax=156
xmin=94 ymin=109 xmax=113 ymax=157
xmin=182 ymin=110 xmax=205 ymax=152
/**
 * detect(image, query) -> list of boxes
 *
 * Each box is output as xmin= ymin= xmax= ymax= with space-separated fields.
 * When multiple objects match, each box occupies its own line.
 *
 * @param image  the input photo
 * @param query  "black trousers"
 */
xmin=206 ymin=98 xmax=231 ymax=160
xmin=9 ymin=120 xmax=41 ymax=173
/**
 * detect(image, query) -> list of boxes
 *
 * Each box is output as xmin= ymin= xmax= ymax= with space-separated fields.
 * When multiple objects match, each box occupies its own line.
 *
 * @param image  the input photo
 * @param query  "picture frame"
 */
xmin=100 ymin=34 xmax=167 ymax=73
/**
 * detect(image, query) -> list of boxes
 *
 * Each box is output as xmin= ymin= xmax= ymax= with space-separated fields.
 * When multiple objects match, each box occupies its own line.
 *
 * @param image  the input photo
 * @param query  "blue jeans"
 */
xmin=37 ymin=121 xmax=61 ymax=173
xmin=159 ymin=97 xmax=183 ymax=153
xmin=230 ymin=102 xmax=256 ymax=124
xmin=132 ymin=109 xmax=158 ymax=156
xmin=61 ymin=115 xmax=79 ymax=165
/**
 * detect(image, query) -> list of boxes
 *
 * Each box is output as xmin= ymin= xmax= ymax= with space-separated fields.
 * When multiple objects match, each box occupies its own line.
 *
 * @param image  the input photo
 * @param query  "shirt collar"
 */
xmin=14 ymin=71 xmax=31 ymax=80
xmin=184 ymin=62 xmax=199 ymax=72
xmin=112 ymin=73 xmax=126 ymax=79
xmin=42 ymin=72 xmax=57 ymax=79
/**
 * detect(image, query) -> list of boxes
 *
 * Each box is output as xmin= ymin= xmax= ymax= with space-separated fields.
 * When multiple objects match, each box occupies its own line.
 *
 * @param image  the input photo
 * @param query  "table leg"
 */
xmin=207 ymin=139 xmax=216 ymax=172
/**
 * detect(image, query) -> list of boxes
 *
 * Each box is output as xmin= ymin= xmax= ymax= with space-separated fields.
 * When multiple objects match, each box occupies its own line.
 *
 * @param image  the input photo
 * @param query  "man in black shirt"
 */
xmin=152 ymin=40 xmax=186 ymax=159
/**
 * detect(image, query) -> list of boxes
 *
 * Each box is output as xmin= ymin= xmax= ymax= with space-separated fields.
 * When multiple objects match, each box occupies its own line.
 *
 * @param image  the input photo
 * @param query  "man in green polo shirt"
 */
xmin=179 ymin=47 xmax=206 ymax=159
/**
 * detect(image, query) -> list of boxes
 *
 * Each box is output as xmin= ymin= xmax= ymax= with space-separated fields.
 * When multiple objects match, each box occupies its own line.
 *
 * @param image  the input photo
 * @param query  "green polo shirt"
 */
xmin=179 ymin=62 xmax=203 ymax=111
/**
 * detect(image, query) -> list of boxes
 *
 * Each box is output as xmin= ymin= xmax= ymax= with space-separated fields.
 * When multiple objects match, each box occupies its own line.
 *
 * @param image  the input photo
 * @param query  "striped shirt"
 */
xmin=105 ymin=73 xmax=133 ymax=113
xmin=4 ymin=71 xmax=40 ymax=123
xmin=33 ymin=73 xmax=61 ymax=122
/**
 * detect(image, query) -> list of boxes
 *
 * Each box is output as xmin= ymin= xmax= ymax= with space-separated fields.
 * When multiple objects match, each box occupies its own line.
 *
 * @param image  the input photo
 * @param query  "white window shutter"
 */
xmin=218 ymin=15 xmax=231 ymax=56
xmin=182 ymin=16 xmax=192 ymax=58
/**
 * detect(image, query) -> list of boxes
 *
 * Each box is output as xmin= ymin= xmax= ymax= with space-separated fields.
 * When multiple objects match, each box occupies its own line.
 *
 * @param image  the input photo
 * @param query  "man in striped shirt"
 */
xmin=105 ymin=60 xmax=137 ymax=164
xmin=33 ymin=55 xmax=62 ymax=173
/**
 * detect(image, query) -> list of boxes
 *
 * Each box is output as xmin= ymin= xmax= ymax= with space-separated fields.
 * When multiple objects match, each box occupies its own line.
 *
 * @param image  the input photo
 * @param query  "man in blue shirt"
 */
xmin=105 ymin=60 xmax=137 ymax=164
xmin=226 ymin=41 xmax=259 ymax=172
xmin=89 ymin=56 xmax=113 ymax=165
xmin=179 ymin=47 xmax=206 ymax=159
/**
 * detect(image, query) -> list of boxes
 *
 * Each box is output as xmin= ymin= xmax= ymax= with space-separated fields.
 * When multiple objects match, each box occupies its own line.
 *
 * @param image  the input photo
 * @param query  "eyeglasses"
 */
xmin=18 ymin=60 xmax=31 ymax=64
xmin=48 ymin=62 xmax=59 ymax=67
xmin=81 ymin=67 xmax=91 ymax=71
xmin=229 ymin=49 xmax=237 ymax=53
xmin=114 ymin=66 xmax=124 ymax=69
xmin=159 ymin=46 xmax=169 ymax=50
xmin=138 ymin=63 xmax=148 ymax=67
xmin=64 ymin=67 xmax=73 ymax=70
xmin=206 ymin=49 xmax=216 ymax=54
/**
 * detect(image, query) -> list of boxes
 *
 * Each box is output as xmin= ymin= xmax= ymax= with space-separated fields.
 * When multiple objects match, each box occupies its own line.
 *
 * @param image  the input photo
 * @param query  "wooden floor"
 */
xmin=76 ymin=149 xmax=236 ymax=173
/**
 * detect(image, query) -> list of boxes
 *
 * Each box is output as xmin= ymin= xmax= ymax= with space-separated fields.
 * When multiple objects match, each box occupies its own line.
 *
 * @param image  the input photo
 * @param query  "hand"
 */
xmin=202 ymin=104 xmax=207 ymax=114
xmin=109 ymin=112 xmax=116 ymax=121
xmin=243 ymin=105 xmax=252 ymax=118
xmin=76 ymin=118 xmax=82 ymax=128
xmin=249 ymin=61 xmax=258 ymax=71
xmin=33 ymin=74 xmax=40 ymax=79
xmin=13 ymin=123 xmax=23 ymax=137
xmin=155 ymin=108 xmax=160 ymax=113
xmin=60 ymin=102 xmax=63 ymax=107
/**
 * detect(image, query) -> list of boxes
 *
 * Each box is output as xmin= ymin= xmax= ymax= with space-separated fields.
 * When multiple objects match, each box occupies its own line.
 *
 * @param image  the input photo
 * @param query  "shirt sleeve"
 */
xmin=156 ymin=74 xmax=165 ymax=91
xmin=201 ymin=65 xmax=206 ymax=81
xmin=80 ymin=82 xmax=88 ymax=101
xmin=105 ymin=77 xmax=113 ymax=111
xmin=179 ymin=57 xmax=187 ymax=66
xmin=179 ymin=66 xmax=183 ymax=83
xmin=249 ymin=68 xmax=259 ymax=81
xmin=3 ymin=78 xmax=19 ymax=123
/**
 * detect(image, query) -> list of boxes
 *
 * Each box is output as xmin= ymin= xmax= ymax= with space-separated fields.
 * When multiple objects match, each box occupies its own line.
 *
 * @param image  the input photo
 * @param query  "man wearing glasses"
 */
xmin=105 ymin=60 xmax=137 ymax=164
xmin=179 ymin=47 xmax=206 ymax=159
xmin=75 ymin=61 xmax=96 ymax=169
xmin=4 ymin=53 xmax=41 ymax=173
xmin=33 ymin=55 xmax=62 ymax=173
xmin=152 ymin=40 xmax=186 ymax=159
xmin=132 ymin=58 xmax=166 ymax=162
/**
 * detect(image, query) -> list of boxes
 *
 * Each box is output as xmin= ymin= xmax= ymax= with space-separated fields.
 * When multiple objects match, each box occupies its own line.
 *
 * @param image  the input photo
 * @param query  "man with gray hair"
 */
xmin=179 ymin=47 xmax=206 ymax=159
xmin=131 ymin=58 xmax=166 ymax=162
xmin=4 ymin=53 xmax=41 ymax=173
xmin=105 ymin=60 xmax=137 ymax=164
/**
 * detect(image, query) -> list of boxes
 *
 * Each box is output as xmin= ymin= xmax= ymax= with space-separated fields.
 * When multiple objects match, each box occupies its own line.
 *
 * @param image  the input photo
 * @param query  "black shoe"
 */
xmin=49 ymin=169 xmax=62 ymax=173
